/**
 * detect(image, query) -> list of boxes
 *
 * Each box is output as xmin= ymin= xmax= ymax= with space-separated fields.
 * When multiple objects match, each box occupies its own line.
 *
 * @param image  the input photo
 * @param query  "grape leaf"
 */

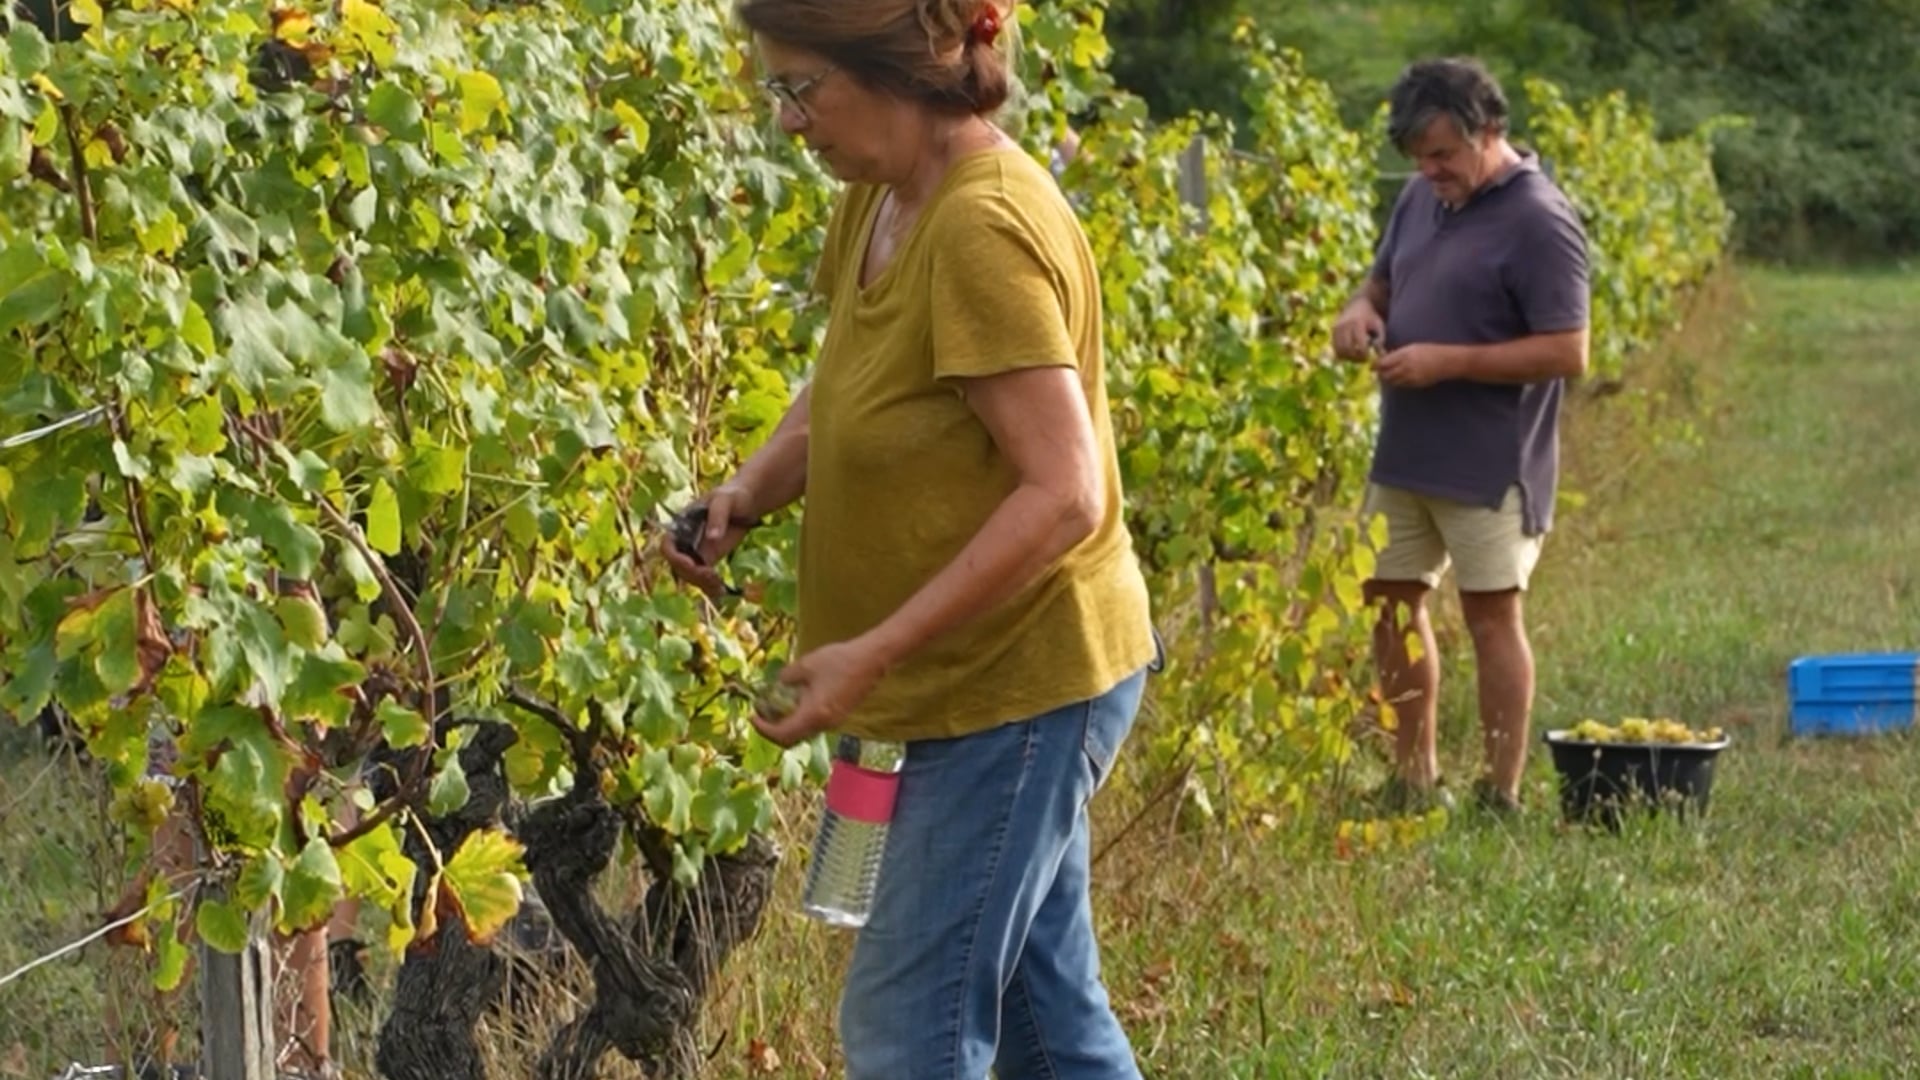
xmin=0 ymin=270 xmax=65 ymax=333
xmin=318 ymin=347 xmax=376 ymax=432
xmin=376 ymin=699 xmax=429 ymax=749
xmin=283 ymin=649 xmax=365 ymax=729
xmin=234 ymin=596 xmax=292 ymax=701
xmin=428 ymin=751 xmax=470 ymax=816
xmin=153 ymin=920 xmax=190 ymax=992
xmin=456 ymin=71 xmax=504 ymax=134
xmin=338 ymin=819 xmax=419 ymax=952
xmin=366 ymin=83 xmax=424 ymax=141
xmin=276 ymin=594 xmax=328 ymax=649
xmin=407 ymin=442 xmax=464 ymax=496
xmin=196 ymin=898 xmax=252 ymax=954
xmin=235 ymin=853 xmax=285 ymax=911
xmin=281 ymin=836 xmax=344 ymax=931
xmin=442 ymin=829 xmax=526 ymax=944
xmin=89 ymin=587 xmax=141 ymax=695
xmin=366 ymin=478 xmax=401 ymax=555
xmin=9 ymin=25 xmax=53 ymax=78
xmin=225 ymin=492 xmax=324 ymax=579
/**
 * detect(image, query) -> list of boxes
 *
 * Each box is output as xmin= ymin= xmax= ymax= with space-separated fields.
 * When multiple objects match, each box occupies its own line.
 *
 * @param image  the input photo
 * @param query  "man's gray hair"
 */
xmin=1387 ymin=58 xmax=1510 ymax=150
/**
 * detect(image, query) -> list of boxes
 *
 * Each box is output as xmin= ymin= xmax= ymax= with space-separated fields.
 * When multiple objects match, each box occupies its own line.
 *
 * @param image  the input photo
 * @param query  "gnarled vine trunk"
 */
xmin=520 ymin=774 xmax=779 ymax=1079
xmin=375 ymin=722 xmax=518 ymax=1080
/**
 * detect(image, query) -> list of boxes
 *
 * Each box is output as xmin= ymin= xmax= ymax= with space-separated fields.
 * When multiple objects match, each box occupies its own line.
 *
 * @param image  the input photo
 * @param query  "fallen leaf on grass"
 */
xmin=746 ymin=1038 xmax=781 ymax=1074
xmin=1366 ymin=980 xmax=1415 ymax=1009
xmin=1139 ymin=957 xmax=1176 ymax=987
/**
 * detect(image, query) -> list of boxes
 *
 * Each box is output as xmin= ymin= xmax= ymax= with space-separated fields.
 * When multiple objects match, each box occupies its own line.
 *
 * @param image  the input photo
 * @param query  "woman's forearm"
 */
xmin=860 ymin=480 xmax=1099 ymax=671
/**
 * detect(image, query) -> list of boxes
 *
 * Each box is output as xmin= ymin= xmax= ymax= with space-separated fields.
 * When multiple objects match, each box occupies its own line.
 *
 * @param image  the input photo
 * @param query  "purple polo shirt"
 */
xmin=1370 ymin=154 xmax=1590 ymax=535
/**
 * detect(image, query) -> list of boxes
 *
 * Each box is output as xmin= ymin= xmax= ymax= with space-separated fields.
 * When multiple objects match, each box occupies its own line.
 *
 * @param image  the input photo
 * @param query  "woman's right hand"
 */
xmin=661 ymin=482 xmax=760 ymax=598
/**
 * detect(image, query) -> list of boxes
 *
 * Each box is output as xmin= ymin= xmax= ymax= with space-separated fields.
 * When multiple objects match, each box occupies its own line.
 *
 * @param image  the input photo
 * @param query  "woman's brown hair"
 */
xmin=736 ymin=0 xmax=1017 ymax=116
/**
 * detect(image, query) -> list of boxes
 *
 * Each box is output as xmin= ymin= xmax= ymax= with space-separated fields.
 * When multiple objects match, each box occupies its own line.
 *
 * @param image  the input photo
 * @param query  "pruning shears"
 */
xmin=666 ymin=504 xmax=762 ymax=598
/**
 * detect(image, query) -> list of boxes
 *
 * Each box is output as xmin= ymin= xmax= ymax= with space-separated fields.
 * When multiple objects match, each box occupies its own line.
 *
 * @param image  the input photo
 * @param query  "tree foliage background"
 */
xmin=1106 ymin=0 xmax=1920 ymax=259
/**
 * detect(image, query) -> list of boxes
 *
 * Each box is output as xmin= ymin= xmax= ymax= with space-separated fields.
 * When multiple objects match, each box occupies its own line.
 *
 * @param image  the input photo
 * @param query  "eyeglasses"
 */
xmin=760 ymin=65 xmax=837 ymax=121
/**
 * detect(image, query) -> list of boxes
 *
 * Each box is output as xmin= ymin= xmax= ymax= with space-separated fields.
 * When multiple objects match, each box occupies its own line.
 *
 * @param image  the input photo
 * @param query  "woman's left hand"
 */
xmin=751 ymin=637 xmax=891 ymax=748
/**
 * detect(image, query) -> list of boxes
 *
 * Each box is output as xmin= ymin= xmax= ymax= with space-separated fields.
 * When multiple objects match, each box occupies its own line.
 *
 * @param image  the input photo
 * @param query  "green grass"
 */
xmin=1530 ymin=268 xmax=1920 ymax=730
xmin=7 ymin=267 xmax=1920 ymax=1077
xmin=0 ymin=732 xmax=190 ymax=1073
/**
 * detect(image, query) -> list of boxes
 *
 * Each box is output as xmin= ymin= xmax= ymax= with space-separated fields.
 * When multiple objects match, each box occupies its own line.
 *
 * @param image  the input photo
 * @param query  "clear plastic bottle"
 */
xmin=800 ymin=734 xmax=906 ymax=928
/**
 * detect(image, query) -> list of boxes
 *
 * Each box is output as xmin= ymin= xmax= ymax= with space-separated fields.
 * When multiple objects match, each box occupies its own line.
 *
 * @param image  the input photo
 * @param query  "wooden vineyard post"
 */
xmin=196 ymin=868 xmax=275 ymax=1079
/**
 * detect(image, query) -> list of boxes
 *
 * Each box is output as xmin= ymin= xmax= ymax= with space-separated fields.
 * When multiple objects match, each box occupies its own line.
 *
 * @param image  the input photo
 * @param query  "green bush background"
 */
xmin=1106 ymin=0 xmax=1918 ymax=260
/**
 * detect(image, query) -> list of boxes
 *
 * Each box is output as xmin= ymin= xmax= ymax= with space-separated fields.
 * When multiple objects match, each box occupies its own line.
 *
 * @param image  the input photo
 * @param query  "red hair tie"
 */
xmin=970 ymin=6 xmax=1002 ymax=45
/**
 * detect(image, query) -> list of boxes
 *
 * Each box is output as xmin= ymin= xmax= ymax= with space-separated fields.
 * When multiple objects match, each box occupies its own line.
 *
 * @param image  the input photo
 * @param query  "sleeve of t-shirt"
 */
xmin=810 ymin=189 xmax=860 ymax=305
xmin=1509 ymin=198 xmax=1591 ymax=333
xmin=928 ymin=199 xmax=1080 ymax=380
xmin=1370 ymin=178 xmax=1418 ymax=285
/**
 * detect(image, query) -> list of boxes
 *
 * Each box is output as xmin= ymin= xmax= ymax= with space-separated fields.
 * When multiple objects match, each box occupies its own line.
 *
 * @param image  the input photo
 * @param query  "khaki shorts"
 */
xmin=1363 ymin=482 xmax=1544 ymax=593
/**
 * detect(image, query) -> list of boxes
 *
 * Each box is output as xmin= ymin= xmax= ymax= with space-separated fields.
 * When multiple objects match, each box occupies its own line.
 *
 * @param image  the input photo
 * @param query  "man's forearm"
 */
xmin=730 ymin=383 xmax=811 ymax=516
xmin=1350 ymin=276 xmax=1391 ymax=321
xmin=1441 ymin=328 xmax=1589 ymax=383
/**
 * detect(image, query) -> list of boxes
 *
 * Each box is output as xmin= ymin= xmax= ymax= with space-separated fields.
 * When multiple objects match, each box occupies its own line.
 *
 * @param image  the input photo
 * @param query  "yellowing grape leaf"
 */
xmin=611 ymin=100 xmax=651 ymax=153
xmin=442 ymin=828 xmax=525 ymax=945
xmin=341 ymin=0 xmax=398 ymax=65
xmin=338 ymin=819 xmax=419 ymax=952
xmin=271 ymin=8 xmax=315 ymax=42
xmin=148 ymin=882 xmax=189 ymax=991
xmin=367 ymin=477 xmax=401 ymax=555
xmin=457 ymin=71 xmax=504 ymax=134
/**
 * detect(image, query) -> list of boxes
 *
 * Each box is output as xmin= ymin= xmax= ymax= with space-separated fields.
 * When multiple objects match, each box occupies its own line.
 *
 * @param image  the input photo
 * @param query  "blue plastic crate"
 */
xmin=1788 ymin=653 xmax=1919 ymax=736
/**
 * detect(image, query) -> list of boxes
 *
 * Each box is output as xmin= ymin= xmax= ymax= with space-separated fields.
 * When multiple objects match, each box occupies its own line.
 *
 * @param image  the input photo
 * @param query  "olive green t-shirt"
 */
xmin=799 ymin=148 xmax=1155 ymax=743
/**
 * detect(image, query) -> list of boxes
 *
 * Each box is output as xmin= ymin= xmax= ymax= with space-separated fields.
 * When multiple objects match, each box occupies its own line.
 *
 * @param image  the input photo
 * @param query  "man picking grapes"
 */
xmin=1332 ymin=58 xmax=1591 ymax=814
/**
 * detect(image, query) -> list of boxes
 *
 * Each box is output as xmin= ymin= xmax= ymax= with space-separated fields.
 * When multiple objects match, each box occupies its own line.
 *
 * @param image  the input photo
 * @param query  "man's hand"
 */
xmin=660 ymin=482 xmax=758 ymax=599
xmin=751 ymin=637 xmax=891 ymax=748
xmin=1373 ymin=343 xmax=1459 ymax=389
xmin=1333 ymin=299 xmax=1386 ymax=361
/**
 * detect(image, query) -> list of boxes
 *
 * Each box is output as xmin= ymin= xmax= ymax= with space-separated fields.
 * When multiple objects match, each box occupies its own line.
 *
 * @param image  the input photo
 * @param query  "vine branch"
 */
xmin=58 ymin=103 xmax=96 ymax=243
xmin=316 ymin=491 xmax=434 ymax=705
xmin=103 ymin=404 xmax=157 ymax=572
xmin=506 ymin=688 xmax=593 ymax=764
xmin=327 ymin=783 xmax=422 ymax=849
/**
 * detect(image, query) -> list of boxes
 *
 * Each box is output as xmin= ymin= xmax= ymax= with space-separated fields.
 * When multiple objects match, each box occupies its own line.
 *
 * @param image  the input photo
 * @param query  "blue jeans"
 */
xmin=840 ymin=668 xmax=1149 ymax=1079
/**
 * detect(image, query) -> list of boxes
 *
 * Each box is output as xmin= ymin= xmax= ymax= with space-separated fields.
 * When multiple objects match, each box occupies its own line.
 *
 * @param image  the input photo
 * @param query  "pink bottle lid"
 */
xmin=825 ymin=759 xmax=899 ymax=824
